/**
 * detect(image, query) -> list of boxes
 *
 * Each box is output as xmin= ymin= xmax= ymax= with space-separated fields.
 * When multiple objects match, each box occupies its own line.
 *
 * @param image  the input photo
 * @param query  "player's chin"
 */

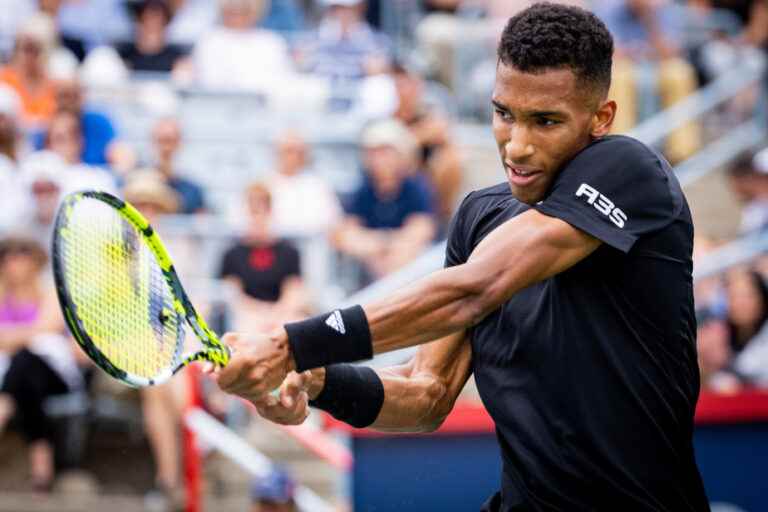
xmin=507 ymin=183 xmax=546 ymax=205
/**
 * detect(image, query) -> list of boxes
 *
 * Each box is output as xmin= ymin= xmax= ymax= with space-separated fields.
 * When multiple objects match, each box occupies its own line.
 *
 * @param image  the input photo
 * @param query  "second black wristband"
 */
xmin=284 ymin=305 xmax=373 ymax=372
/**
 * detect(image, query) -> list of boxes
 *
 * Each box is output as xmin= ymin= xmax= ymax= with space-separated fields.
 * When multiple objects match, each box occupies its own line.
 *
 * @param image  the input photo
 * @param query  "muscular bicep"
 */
xmin=372 ymin=330 xmax=471 ymax=433
xmin=464 ymin=209 xmax=601 ymax=318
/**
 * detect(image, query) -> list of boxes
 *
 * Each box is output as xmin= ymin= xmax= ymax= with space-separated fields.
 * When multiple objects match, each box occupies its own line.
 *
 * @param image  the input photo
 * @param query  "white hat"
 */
xmin=0 ymin=84 xmax=21 ymax=119
xmin=753 ymin=148 xmax=768 ymax=175
xmin=361 ymin=118 xmax=417 ymax=160
xmin=19 ymin=151 xmax=67 ymax=189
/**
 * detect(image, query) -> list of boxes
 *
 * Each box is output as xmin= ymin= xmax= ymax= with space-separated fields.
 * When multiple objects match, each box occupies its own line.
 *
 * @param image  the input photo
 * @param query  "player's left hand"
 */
xmin=251 ymin=370 xmax=313 ymax=425
xmin=214 ymin=330 xmax=295 ymax=402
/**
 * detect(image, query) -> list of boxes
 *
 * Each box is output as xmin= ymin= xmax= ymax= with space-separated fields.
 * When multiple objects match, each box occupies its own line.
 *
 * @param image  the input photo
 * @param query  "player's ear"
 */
xmin=590 ymin=99 xmax=616 ymax=139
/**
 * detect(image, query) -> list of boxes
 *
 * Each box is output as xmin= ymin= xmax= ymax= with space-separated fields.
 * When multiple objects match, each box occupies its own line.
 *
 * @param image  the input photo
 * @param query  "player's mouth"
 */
xmin=505 ymin=164 xmax=541 ymax=187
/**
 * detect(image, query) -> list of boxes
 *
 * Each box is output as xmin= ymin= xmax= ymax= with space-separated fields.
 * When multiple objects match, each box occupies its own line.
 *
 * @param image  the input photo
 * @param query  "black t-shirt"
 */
xmin=218 ymin=240 xmax=301 ymax=302
xmin=446 ymin=136 xmax=709 ymax=511
xmin=115 ymin=42 xmax=189 ymax=72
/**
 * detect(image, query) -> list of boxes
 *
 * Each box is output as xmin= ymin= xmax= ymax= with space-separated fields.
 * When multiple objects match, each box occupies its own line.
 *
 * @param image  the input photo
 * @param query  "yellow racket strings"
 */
xmin=58 ymin=197 xmax=183 ymax=380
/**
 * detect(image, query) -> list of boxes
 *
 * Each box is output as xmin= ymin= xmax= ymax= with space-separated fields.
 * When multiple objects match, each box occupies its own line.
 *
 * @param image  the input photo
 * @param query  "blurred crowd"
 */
xmin=0 ymin=0 xmax=765 ymax=509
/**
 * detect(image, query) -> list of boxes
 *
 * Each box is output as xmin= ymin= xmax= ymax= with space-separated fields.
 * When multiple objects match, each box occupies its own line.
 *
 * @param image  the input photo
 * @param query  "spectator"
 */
xmin=32 ymin=76 xmax=122 ymax=168
xmin=15 ymin=154 xmax=65 ymax=248
xmin=333 ymin=119 xmax=436 ymax=282
xmin=265 ymin=130 xmax=342 ymax=238
xmin=597 ymin=0 xmax=701 ymax=163
xmin=149 ymin=117 xmax=206 ymax=214
xmin=191 ymin=0 xmax=294 ymax=93
xmin=0 ymin=85 xmax=28 ymax=234
xmin=727 ymin=149 xmax=768 ymax=235
xmin=117 ymin=0 xmax=190 ymax=73
xmin=219 ymin=182 xmax=308 ymax=333
xmin=393 ymin=63 xmax=462 ymax=223
xmin=704 ymin=269 xmax=768 ymax=390
xmin=42 ymin=110 xmax=117 ymax=189
xmin=0 ymin=236 xmax=81 ymax=492
xmin=691 ymin=0 xmax=768 ymax=82
xmin=250 ymin=467 xmax=298 ymax=512
xmin=0 ymin=15 xmax=59 ymax=131
xmin=295 ymin=0 xmax=390 ymax=81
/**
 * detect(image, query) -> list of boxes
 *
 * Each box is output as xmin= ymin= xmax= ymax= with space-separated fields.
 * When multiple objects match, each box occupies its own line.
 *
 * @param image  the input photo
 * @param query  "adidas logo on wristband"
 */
xmin=325 ymin=310 xmax=346 ymax=334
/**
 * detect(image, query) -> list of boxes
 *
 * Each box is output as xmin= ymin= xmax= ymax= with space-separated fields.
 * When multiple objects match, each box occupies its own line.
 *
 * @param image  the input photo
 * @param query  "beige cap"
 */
xmin=361 ymin=118 xmax=418 ymax=161
xmin=122 ymin=169 xmax=179 ymax=214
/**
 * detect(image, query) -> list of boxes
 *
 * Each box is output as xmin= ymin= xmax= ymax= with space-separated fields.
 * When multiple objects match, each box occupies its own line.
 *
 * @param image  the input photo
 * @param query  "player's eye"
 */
xmin=494 ymin=108 xmax=513 ymax=121
xmin=536 ymin=117 xmax=559 ymax=127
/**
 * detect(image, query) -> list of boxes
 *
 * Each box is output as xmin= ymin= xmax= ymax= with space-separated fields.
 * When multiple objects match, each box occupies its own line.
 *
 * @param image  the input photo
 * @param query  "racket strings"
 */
xmin=57 ymin=197 xmax=183 ymax=380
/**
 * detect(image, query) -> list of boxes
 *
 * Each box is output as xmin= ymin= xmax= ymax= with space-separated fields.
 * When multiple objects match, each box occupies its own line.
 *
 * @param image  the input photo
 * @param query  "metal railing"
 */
xmin=628 ymin=59 xmax=766 ymax=148
xmin=184 ymin=408 xmax=335 ymax=512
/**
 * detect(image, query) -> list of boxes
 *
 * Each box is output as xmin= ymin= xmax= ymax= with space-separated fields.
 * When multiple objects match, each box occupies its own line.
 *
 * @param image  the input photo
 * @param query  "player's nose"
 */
xmin=504 ymin=127 xmax=535 ymax=161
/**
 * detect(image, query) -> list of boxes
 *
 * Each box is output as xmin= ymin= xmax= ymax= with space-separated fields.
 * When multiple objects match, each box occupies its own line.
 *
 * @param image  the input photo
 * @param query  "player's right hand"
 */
xmin=251 ymin=370 xmax=313 ymax=425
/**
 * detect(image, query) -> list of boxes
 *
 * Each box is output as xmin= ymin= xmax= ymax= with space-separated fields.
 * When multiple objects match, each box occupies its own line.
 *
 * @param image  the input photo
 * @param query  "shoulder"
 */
xmin=170 ymin=176 xmax=202 ymax=191
xmin=81 ymin=110 xmax=112 ymax=127
xmin=224 ymin=241 xmax=248 ymax=256
xmin=453 ymin=182 xmax=525 ymax=238
xmin=574 ymin=135 xmax=664 ymax=169
xmin=275 ymin=239 xmax=300 ymax=255
xmin=562 ymin=135 xmax=678 ymax=196
xmin=457 ymin=182 xmax=516 ymax=217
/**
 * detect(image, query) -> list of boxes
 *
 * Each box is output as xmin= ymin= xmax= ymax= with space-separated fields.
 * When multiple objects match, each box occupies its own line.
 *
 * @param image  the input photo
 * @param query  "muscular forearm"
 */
xmin=370 ymin=365 xmax=452 ymax=433
xmin=307 ymin=333 xmax=471 ymax=433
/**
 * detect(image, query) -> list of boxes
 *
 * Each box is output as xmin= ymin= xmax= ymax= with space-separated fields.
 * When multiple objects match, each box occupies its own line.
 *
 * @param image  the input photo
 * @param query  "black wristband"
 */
xmin=309 ymin=364 xmax=384 ymax=428
xmin=284 ymin=305 xmax=373 ymax=372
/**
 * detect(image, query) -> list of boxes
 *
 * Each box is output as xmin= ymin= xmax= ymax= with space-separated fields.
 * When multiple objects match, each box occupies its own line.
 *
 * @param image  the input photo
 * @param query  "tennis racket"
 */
xmin=52 ymin=190 xmax=230 ymax=387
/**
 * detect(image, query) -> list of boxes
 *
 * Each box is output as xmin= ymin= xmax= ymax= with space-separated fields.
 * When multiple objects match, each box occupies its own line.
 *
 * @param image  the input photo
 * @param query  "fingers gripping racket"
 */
xmin=52 ymin=190 xmax=230 ymax=387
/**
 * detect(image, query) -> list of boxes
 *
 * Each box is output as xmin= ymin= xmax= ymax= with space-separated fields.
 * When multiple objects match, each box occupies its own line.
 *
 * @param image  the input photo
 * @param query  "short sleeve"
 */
xmin=534 ymin=136 xmax=680 ymax=253
xmin=343 ymin=186 xmax=367 ymax=218
xmin=444 ymin=192 xmax=474 ymax=268
xmin=218 ymin=246 xmax=237 ymax=279
xmin=406 ymin=176 xmax=435 ymax=216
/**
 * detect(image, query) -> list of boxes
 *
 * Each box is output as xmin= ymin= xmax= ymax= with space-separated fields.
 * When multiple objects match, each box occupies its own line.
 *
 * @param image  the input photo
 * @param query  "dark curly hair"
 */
xmin=498 ymin=3 xmax=614 ymax=99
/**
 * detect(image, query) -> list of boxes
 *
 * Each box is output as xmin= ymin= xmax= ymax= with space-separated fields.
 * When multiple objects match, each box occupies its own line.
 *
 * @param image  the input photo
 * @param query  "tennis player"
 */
xmin=216 ymin=3 xmax=710 ymax=510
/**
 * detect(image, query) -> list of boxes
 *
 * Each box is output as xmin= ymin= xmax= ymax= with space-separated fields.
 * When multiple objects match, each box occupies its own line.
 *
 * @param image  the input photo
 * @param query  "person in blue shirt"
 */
xmin=33 ymin=77 xmax=117 ymax=167
xmin=150 ymin=117 xmax=206 ymax=214
xmin=333 ymin=118 xmax=436 ymax=283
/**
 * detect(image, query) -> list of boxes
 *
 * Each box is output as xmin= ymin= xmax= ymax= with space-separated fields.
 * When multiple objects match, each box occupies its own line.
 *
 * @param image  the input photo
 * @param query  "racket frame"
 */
xmin=52 ymin=190 xmax=230 ymax=387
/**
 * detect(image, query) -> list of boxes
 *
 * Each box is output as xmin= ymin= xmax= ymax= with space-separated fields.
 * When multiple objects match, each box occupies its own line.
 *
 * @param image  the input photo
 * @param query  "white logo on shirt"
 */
xmin=325 ymin=310 xmax=346 ymax=334
xmin=575 ymin=183 xmax=628 ymax=228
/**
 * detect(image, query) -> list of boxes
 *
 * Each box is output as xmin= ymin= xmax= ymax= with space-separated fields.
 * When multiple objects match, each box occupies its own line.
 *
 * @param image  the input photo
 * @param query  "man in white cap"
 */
xmin=333 ymin=118 xmax=436 ymax=283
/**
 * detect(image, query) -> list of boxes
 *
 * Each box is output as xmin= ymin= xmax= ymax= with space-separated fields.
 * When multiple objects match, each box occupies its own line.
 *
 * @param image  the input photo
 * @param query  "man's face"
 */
xmin=55 ymin=79 xmax=83 ymax=112
xmin=365 ymin=145 xmax=405 ymax=195
xmin=153 ymin=121 xmax=181 ymax=162
xmin=492 ymin=63 xmax=598 ymax=205
xmin=48 ymin=114 xmax=82 ymax=164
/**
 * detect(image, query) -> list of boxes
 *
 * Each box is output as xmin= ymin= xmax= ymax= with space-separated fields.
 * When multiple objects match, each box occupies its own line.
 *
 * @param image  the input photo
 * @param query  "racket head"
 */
xmin=52 ymin=190 xmax=227 ymax=387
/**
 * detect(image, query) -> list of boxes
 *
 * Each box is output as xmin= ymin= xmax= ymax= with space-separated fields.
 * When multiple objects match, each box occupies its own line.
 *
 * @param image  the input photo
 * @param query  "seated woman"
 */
xmin=700 ymin=268 xmax=768 ymax=391
xmin=0 ymin=236 xmax=84 ymax=492
xmin=219 ymin=182 xmax=308 ymax=333
xmin=116 ymin=0 xmax=190 ymax=74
